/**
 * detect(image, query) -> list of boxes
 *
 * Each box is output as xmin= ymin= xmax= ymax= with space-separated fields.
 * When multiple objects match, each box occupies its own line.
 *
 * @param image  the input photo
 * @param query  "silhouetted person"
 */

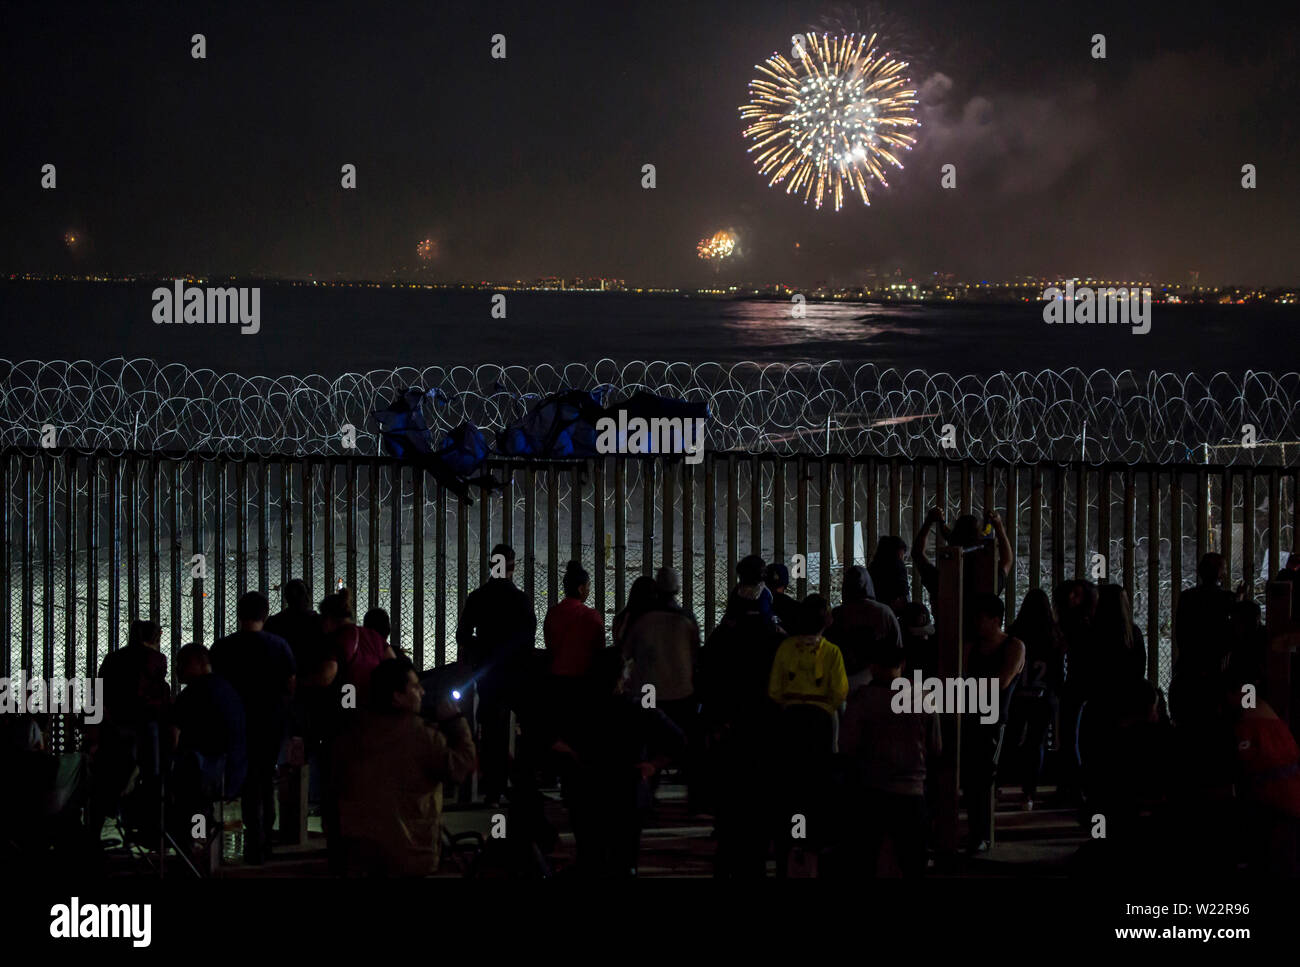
xmin=825 ymin=565 xmax=902 ymax=689
xmin=169 ymin=643 xmax=247 ymax=840
xmin=211 ymin=592 xmax=296 ymax=864
xmin=867 ymin=535 xmax=911 ymax=614
xmin=1007 ymin=588 xmax=1065 ymax=810
xmin=1174 ymin=553 xmax=1235 ymax=679
xmin=333 ymin=657 xmax=476 ymax=875
xmin=456 ymin=544 xmax=536 ymax=806
xmin=87 ymin=619 xmax=171 ymax=846
xmin=765 ymin=562 xmax=799 ymax=631
xmin=364 ymin=607 xmax=405 ymax=659
xmin=838 ymin=637 xmax=941 ymax=877
xmin=913 ymin=508 xmax=1013 ymax=605
xmin=554 ymin=649 xmax=683 ymax=877
xmin=264 ymin=579 xmax=323 ymax=671
xmin=612 ymin=575 xmax=662 ymax=652
xmin=544 ymin=560 xmax=606 ymax=738
xmin=962 ymin=593 xmax=1025 ymax=853
xmin=729 ymin=555 xmax=780 ymax=633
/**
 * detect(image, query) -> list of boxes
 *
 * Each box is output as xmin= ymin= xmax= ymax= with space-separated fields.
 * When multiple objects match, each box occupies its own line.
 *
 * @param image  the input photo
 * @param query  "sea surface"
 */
xmin=2 ymin=281 xmax=1296 ymax=378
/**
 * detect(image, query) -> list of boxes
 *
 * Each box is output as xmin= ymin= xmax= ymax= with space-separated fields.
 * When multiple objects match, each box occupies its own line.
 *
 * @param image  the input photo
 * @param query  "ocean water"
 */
xmin=3 ymin=280 xmax=1296 ymax=378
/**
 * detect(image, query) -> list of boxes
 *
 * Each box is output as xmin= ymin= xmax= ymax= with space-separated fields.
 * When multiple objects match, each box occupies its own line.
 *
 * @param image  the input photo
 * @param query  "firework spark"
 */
xmin=739 ymin=32 xmax=918 ymax=211
xmin=696 ymin=230 xmax=737 ymax=261
xmin=417 ymin=238 xmax=436 ymax=261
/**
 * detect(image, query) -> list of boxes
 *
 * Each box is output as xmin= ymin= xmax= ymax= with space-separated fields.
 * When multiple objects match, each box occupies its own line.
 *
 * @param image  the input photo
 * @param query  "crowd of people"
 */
xmin=5 ymin=512 xmax=1300 ymax=878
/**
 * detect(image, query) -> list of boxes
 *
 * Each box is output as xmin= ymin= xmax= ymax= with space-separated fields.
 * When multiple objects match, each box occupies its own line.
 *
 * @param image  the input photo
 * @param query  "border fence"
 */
xmin=4 ymin=447 xmax=1296 ymax=694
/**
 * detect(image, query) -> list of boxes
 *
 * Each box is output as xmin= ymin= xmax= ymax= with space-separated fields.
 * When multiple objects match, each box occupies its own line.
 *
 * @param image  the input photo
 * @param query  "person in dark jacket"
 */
xmin=456 ymin=543 xmax=537 ymax=805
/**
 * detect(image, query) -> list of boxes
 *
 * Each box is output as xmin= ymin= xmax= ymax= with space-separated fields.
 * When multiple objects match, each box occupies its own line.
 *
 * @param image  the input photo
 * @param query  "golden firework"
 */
xmin=740 ymin=32 xmax=918 ymax=211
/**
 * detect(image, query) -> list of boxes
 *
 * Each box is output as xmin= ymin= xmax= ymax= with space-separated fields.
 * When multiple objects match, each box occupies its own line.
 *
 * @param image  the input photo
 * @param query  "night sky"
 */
xmin=2 ymin=0 xmax=1297 ymax=286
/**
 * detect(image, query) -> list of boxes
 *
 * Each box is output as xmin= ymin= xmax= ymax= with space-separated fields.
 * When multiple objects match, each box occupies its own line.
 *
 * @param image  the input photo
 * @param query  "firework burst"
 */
xmin=696 ymin=230 xmax=737 ymax=262
xmin=416 ymin=238 xmax=437 ymax=261
xmin=739 ymin=32 xmax=918 ymax=211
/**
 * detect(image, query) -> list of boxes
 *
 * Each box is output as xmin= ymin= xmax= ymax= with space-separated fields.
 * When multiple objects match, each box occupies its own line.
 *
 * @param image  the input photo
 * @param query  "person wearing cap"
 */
xmin=764 ymin=562 xmax=799 ymax=632
xmin=623 ymin=566 xmax=701 ymax=803
xmin=825 ymin=566 xmax=903 ymax=691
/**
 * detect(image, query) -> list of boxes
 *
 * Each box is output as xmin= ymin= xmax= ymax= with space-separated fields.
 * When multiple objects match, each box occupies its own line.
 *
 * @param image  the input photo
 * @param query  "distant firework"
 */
xmin=417 ymin=238 xmax=436 ymax=261
xmin=696 ymin=230 xmax=737 ymax=262
xmin=63 ymin=230 xmax=79 ymax=248
xmin=739 ymin=32 xmax=918 ymax=211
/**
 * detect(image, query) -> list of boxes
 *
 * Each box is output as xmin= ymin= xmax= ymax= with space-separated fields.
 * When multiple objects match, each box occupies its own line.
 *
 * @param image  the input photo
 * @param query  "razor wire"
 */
xmin=1 ymin=357 xmax=1298 ymax=464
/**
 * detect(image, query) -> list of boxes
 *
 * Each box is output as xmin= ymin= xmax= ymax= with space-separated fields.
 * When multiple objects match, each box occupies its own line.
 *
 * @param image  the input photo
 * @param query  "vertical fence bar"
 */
xmin=726 ymin=455 xmax=739 ymax=590
xmin=1122 ymin=470 xmax=1136 ymax=605
xmin=1029 ymin=465 xmax=1042 ymax=591
xmin=480 ymin=476 xmax=491 ymax=586
xmin=938 ymin=461 xmax=950 ymax=528
xmin=168 ymin=460 xmax=180 ymax=665
xmin=43 ymin=454 xmax=55 ymax=675
xmin=642 ymin=461 xmax=655 ymax=579
xmin=1074 ymin=465 xmax=1087 ymax=580
xmin=1269 ymin=470 xmax=1281 ymax=592
xmin=236 ymin=460 xmax=248 ymax=602
xmin=502 ymin=467 xmax=514 ymax=549
xmin=594 ymin=460 xmax=606 ymax=620
xmin=213 ymin=460 xmax=226 ymax=640
xmin=819 ymin=459 xmax=831 ymax=600
xmin=1196 ymin=468 xmax=1209 ymax=561
xmin=960 ymin=462 xmax=972 ymax=517
xmin=346 ymin=460 xmax=358 ymax=595
xmin=192 ymin=460 xmax=205 ymax=648
xmin=108 ymin=456 xmax=122 ymax=654
xmin=797 ymin=457 xmax=809 ymax=601
xmin=1 ymin=456 xmax=10 ymax=677
xmin=1005 ymin=465 xmax=1018 ymax=614
xmin=613 ymin=461 xmax=625 ymax=614
xmin=842 ymin=457 xmax=855 ymax=571
xmin=391 ymin=465 xmax=403 ymax=641
xmin=1170 ymin=471 xmax=1183 ymax=668
xmin=1050 ymin=466 xmax=1065 ymax=590
xmin=435 ymin=482 xmax=447 ymax=666
xmin=127 ymin=456 xmax=140 ymax=622
xmin=302 ymin=459 xmax=315 ymax=600
xmin=1147 ymin=471 xmax=1160 ymax=682
xmin=65 ymin=457 xmax=78 ymax=677
xmin=682 ymin=462 xmax=694 ymax=612
xmin=1098 ymin=469 xmax=1111 ymax=583
xmin=147 ymin=458 xmax=162 ymax=628
xmin=575 ymin=464 xmax=586 ymax=567
xmin=260 ymin=460 xmax=271 ymax=594
xmin=457 ymin=492 xmax=469 ymax=621
xmin=22 ymin=456 xmax=35 ymax=673
xmin=1221 ymin=469 xmax=1233 ymax=585
xmin=750 ymin=456 xmax=762 ymax=558
xmin=912 ymin=462 xmax=925 ymax=602
xmin=548 ymin=465 xmax=560 ymax=605
xmin=282 ymin=460 xmax=294 ymax=593
xmin=321 ymin=461 xmax=334 ymax=597
xmin=662 ymin=458 xmax=674 ymax=570
xmin=412 ymin=469 xmax=424 ymax=668
xmin=368 ymin=461 xmax=380 ymax=610
xmin=1242 ymin=470 xmax=1255 ymax=599
xmin=773 ymin=459 xmax=785 ymax=562
xmin=703 ymin=455 xmax=715 ymax=633
xmin=889 ymin=459 xmax=902 ymax=545
xmin=865 ymin=458 xmax=877 ymax=558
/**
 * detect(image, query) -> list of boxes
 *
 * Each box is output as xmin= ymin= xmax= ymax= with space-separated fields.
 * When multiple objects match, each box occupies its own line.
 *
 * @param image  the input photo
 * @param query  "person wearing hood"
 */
xmin=825 ymin=566 xmax=903 ymax=690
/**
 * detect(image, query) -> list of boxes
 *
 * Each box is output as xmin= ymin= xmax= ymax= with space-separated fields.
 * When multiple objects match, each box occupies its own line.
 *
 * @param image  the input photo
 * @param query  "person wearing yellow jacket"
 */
xmin=768 ymin=596 xmax=850 ymax=719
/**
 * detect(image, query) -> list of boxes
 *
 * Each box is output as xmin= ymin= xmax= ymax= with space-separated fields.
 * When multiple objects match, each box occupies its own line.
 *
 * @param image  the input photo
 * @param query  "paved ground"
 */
xmin=99 ymin=780 xmax=1090 ymax=878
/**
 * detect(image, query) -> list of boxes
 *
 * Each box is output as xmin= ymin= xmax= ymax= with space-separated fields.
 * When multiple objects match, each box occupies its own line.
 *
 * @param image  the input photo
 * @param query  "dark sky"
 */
xmin=2 ymin=0 xmax=1298 ymax=286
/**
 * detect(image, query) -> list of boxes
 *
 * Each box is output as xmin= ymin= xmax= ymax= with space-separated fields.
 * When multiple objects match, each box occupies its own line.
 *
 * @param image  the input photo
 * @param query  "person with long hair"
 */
xmin=1008 ymin=588 xmax=1066 ymax=810
xmin=867 ymin=535 xmax=910 ymax=614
